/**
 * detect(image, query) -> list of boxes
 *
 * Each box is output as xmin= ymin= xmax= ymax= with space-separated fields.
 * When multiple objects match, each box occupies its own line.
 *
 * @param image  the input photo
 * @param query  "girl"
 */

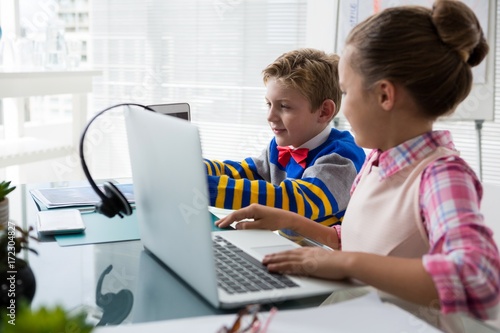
xmin=216 ymin=0 xmax=500 ymax=331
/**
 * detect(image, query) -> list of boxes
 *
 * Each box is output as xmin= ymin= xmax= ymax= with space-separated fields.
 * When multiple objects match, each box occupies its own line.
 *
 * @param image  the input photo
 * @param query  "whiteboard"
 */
xmin=335 ymin=0 xmax=496 ymax=121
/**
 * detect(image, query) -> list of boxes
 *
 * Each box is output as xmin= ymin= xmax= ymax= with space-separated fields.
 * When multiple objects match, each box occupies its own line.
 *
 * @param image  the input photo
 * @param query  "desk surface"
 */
xmin=11 ymin=182 xmax=328 ymax=327
xmin=7 ymin=181 xmax=500 ymax=331
xmin=28 ymin=239 xmax=329 ymax=326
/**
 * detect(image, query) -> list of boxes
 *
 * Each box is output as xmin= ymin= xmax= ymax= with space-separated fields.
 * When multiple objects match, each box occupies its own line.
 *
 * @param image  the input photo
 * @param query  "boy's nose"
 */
xmin=267 ymin=106 xmax=279 ymax=122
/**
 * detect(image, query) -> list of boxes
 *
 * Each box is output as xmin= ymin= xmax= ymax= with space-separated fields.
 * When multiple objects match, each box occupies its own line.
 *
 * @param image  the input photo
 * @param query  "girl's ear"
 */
xmin=318 ymin=99 xmax=337 ymax=123
xmin=376 ymin=80 xmax=396 ymax=111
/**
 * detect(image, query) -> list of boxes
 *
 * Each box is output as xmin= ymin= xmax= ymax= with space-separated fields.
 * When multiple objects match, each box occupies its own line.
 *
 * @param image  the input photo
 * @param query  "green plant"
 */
xmin=0 ymin=224 xmax=38 ymax=270
xmin=0 ymin=181 xmax=16 ymax=202
xmin=2 ymin=302 xmax=94 ymax=333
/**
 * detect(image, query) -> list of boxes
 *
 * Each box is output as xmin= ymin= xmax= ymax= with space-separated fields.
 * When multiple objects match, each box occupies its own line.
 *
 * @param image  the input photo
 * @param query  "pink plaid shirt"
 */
xmin=336 ymin=130 xmax=500 ymax=319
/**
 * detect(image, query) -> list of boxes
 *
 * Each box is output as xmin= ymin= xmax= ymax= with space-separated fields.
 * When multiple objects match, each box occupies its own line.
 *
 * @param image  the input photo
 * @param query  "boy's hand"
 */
xmin=215 ymin=203 xmax=297 ymax=231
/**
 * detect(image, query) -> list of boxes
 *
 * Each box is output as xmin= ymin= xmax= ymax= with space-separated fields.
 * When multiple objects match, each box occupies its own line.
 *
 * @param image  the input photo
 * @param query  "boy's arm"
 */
xmin=204 ymin=151 xmax=267 ymax=180
xmin=208 ymin=153 xmax=358 ymax=222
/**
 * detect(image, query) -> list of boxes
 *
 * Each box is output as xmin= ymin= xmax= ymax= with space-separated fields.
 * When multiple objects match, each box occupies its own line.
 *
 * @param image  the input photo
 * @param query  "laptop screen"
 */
xmin=147 ymin=103 xmax=190 ymax=121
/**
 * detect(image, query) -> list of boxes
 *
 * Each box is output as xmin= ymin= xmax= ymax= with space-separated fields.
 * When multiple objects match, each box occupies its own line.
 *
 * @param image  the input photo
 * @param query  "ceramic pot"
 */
xmin=0 ymin=259 xmax=37 ymax=308
xmin=0 ymin=198 xmax=8 ymax=227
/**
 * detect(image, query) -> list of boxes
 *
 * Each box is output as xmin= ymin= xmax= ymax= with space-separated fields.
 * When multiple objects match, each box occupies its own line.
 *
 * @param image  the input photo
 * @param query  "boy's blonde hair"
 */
xmin=262 ymin=48 xmax=341 ymax=117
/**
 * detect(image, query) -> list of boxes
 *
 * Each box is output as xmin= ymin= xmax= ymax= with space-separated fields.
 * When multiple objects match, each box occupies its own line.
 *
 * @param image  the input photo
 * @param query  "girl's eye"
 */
xmin=281 ymin=104 xmax=290 ymax=109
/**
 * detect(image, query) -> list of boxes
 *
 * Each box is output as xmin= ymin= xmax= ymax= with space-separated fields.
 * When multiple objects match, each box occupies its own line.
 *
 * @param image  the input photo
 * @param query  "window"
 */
xmin=88 ymin=0 xmax=312 ymax=178
xmin=89 ymin=0 xmax=500 ymax=186
xmin=2 ymin=0 xmax=499 ymax=186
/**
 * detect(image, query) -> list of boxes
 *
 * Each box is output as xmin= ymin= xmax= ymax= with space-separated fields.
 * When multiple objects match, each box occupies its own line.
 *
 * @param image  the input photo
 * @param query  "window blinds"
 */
xmin=89 ymin=0 xmax=307 ymax=178
xmin=89 ymin=0 xmax=500 ymax=186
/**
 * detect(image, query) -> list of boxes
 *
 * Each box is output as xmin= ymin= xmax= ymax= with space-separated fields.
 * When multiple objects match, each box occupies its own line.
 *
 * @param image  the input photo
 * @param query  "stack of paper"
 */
xmin=30 ymin=183 xmax=135 ymax=211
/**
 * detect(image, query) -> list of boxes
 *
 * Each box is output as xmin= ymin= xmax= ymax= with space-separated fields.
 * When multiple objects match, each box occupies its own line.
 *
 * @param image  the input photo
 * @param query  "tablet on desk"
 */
xmin=36 ymin=209 xmax=86 ymax=236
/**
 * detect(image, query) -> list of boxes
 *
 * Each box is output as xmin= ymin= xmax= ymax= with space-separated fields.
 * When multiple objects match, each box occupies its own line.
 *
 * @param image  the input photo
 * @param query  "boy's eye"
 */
xmin=265 ymin=102 xmax=290 ymax=109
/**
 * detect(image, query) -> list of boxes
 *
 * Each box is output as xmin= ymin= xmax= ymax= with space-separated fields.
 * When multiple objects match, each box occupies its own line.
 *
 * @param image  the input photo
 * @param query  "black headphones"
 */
xmin=79 ymin=103 xmax=156 ymax=218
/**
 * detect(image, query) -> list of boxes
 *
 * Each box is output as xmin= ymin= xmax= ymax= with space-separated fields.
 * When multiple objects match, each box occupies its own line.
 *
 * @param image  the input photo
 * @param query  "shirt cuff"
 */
xmin=332 ymin=225 xmax=342 ymax=250
xmin=422 ymin=253 xmax=470 ymax=316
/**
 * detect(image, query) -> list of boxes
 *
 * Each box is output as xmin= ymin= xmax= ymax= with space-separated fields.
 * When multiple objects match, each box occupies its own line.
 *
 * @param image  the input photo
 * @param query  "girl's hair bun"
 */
xmin=431 ymin=0 xmax=488 ymax=67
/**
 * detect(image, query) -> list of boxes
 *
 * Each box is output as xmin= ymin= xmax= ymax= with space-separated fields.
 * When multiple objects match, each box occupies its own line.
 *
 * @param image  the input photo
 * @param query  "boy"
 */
xmin=205 ymin=48 xmax=365 ymax=239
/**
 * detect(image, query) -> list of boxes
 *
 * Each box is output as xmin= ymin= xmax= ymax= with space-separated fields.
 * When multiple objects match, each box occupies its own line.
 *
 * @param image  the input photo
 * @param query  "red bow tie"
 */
xmin=277 ymin=146 xmax=309 ymax=168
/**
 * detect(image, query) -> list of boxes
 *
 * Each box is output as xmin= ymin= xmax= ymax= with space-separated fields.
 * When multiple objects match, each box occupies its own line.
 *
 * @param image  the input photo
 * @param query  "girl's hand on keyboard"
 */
xmin=262 ymin=247 xmax=349 ymax=280
xmin=215 ymin=204 xmax=308 ymax=231
xmin=215 ymin=204 xmax=340 ymax=250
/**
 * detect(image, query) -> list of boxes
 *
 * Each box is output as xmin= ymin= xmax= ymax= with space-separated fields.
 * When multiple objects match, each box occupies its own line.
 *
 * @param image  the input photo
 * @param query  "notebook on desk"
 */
xmin=124 ymin=107 xmax=350 ymax=309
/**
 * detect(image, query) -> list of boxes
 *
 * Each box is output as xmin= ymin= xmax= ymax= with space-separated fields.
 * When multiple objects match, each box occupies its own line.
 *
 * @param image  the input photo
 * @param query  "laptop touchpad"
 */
xmin=251 ymin=245 xmax=296 ymax=257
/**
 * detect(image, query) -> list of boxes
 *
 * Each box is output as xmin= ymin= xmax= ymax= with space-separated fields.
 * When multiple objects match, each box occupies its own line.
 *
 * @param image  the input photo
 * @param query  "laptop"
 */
xmin=146 ymin=103 xmax=190 ymax=121
xmin=124 ymin=106 xmax=350 ymax=309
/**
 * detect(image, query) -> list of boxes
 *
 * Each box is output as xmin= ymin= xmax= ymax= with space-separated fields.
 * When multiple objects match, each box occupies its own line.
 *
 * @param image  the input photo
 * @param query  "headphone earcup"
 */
xmin=96 ymin=182 xmax=133 ymax=218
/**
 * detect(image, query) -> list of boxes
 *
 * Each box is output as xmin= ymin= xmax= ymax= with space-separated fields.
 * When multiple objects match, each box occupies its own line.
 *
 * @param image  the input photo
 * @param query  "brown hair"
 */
xmin=262 ymin=48 xmax=341 ymax=116
xmin=345 ymin=0 xmax=488 ymax=118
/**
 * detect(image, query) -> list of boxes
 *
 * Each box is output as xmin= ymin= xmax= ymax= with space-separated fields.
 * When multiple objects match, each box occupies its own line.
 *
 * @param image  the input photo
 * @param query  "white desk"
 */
xmin=0 ymin=70 xmax=101 ymax=167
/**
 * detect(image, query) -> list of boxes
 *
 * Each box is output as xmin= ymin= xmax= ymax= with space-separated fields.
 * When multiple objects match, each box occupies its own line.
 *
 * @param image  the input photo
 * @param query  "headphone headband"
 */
xmin=79 ymin=103 xmax=156 ymax=218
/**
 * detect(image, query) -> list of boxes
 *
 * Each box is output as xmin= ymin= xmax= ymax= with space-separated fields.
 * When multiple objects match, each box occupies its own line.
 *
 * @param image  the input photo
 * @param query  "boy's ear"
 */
xmin=376 ymin=80 xmax=395 ymax=111
xmin=318 ymin=99 xmax=337 ymax=123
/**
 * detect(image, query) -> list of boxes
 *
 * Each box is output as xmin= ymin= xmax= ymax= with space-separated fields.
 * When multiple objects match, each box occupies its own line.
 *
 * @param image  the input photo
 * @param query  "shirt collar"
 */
xmin=293 ymin=125 xmax=331 ymax=150
xmin=374 ymin=130 xmax=456 ymax=179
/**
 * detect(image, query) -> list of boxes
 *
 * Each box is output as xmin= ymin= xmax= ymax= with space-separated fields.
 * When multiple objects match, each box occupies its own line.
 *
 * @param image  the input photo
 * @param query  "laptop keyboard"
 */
xmin=213 ymin=235 xmax=299 ymax=294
